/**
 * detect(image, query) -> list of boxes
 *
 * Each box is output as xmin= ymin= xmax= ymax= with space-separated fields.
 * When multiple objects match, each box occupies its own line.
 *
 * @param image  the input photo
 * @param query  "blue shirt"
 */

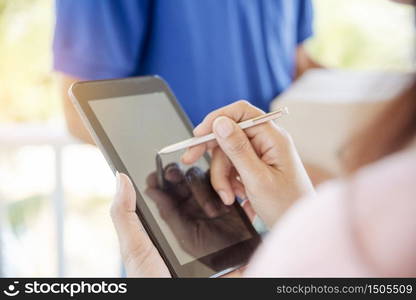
xmin=53 ymin=0 xmax=313 ymax=125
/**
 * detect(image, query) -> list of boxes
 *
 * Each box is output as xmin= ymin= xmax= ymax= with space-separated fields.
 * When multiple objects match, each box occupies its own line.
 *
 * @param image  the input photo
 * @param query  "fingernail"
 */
xmin=253 ymin=216 xmax=269 ymax=235
xmin=213 ymin=117 xmax=234 ymax=139
xmin=218 ymin=190 xmax=232 ymax=205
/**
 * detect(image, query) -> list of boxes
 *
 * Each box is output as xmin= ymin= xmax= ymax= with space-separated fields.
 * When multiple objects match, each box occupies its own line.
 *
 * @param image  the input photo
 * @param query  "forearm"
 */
xmin=295 ymin=45 xmax=323 ymax=80
xmin=58 ymin=74 xmax=95 ymax=145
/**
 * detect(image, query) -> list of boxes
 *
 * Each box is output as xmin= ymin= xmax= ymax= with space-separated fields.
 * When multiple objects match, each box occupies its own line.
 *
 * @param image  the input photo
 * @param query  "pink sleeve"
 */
xmin=245 ymin=151 xmax=416 ymax=277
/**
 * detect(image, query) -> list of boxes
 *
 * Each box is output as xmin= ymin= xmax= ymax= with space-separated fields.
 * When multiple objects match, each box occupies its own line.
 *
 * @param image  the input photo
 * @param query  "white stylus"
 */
xmin=158 ymin=107 xmax=289 ymax=155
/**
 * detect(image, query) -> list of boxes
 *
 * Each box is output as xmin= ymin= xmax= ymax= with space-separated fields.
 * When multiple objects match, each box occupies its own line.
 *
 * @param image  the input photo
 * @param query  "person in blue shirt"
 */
xmin=53 ymin=0 xmax=320 ymax=144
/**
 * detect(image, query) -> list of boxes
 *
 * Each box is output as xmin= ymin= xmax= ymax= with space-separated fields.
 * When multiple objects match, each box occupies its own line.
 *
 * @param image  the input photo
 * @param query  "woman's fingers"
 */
xmin=194 ymin=100 xmax=264 ymax=136
xmin=230 ymin=173 xmax=246 ymax=200
xmin=241 ymin=200 xmax=256 ymax=222
xmin=181 ymin=101 xmax=262 ymax=165
xmin=111 ymin=173 xmax=144 ymax=255
xmin=212 ymin=116 xmax=264 ymax=182
xmin=181 ymin=140 xmax=218 ymax=165
xmin=181 ymin=143 xmax=207 ymax=165
xmin=210 ymin=147 xmax=235 ymax=205
xmin=195 ymin=100 xmax=282 ymax=143
xmin=111 ymin=172 xmax=169 ymax=277
xmin=182 ymin=100 xmax=283 ymax=165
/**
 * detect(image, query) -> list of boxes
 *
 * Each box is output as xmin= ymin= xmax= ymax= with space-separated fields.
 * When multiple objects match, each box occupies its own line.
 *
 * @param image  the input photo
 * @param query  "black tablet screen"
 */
xmin=89 ymin=92 xmax=253 ymax=266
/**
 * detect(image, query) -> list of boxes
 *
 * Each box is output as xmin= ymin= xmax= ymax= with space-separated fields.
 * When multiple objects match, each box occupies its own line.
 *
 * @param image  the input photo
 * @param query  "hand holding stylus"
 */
xmin=181 ymin=101 xmax=315 ymax=228
xmin=158 ymin=106 xmax=288 ymax=155
xmin=111 ymin=100 xmax=315 ymax=277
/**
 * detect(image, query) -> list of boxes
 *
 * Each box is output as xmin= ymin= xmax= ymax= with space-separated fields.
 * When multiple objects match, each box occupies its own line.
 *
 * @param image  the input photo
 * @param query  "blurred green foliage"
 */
xmin=0 ymin=0 xmax=59 ymax=122
xmin=0 ymin=0 xmax=414 ymax=122
xmin=307 ymin=0 xmax=415 ymax=70
xmin=7 ymin=194 xmax=44 ymax=235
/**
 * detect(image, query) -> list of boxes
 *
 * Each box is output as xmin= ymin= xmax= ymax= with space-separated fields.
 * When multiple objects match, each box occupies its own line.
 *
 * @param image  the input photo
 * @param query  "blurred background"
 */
xmin=0 ymin=0 xmax=415 ymax=277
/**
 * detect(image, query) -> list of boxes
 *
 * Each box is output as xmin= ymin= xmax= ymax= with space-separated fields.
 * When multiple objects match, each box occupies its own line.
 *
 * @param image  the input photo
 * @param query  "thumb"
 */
xmin=212 ymin=116 xmax=264 ymax=181
xmin=111 ymin=173 xmax=154 ymax=267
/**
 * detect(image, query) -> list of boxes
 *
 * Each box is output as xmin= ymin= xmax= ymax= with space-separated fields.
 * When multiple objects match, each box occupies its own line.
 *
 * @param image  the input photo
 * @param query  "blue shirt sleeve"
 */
xmin=53 ymin=0 xmax=150 ymax=79
xmin=296 ymin=0 xmax=314 ymax=44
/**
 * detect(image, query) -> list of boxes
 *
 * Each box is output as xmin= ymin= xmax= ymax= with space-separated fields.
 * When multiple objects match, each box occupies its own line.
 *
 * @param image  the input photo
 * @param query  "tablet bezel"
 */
xmin=69 ymin=76 xmax=261 ymax=277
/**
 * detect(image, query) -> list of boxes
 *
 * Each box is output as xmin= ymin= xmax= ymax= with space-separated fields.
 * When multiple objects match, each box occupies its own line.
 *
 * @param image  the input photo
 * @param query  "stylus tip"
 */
xmin=157 ymin=145 xmax=173 ymax=155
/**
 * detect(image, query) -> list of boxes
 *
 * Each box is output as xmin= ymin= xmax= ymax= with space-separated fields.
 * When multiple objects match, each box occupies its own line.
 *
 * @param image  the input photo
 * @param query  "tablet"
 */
xmin=69 ymin=76 xmax=260 ymax=277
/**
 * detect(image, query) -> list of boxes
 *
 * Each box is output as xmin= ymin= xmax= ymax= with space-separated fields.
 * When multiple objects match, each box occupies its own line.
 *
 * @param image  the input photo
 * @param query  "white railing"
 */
xmin=0 ymin=123 xmax=77 ymax=277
